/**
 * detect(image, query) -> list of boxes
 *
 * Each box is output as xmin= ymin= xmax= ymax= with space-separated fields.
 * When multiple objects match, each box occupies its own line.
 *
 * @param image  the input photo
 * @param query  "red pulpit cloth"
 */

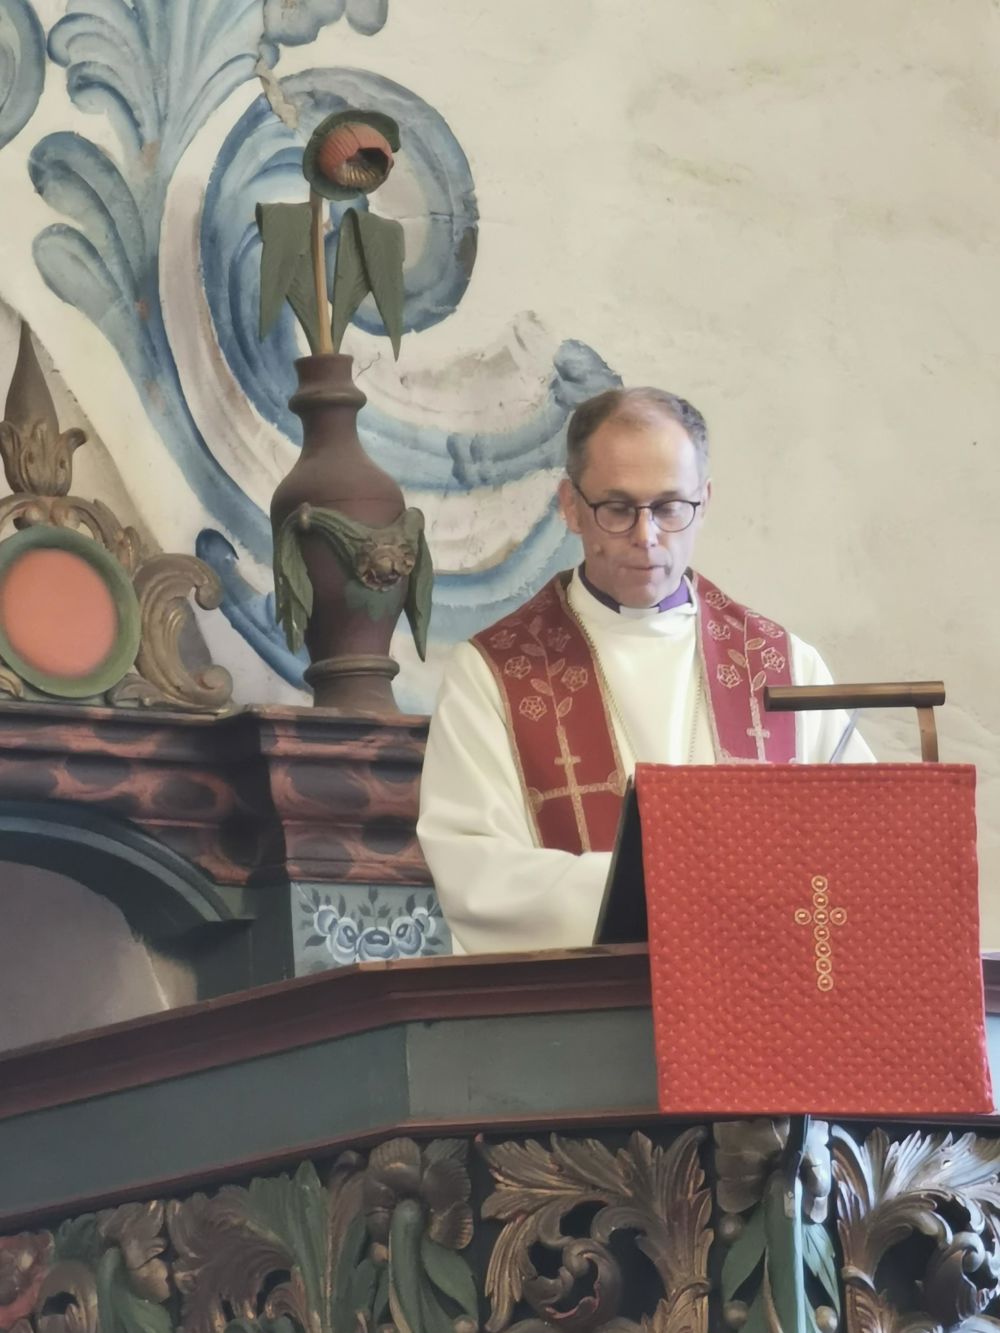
xmin=636 ymin=763 xmax=993 ymax=1116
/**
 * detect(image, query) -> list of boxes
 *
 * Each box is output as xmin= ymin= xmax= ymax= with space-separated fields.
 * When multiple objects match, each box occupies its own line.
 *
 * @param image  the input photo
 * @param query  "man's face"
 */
xmin=558 ymin=414 xmax=710 ymax=608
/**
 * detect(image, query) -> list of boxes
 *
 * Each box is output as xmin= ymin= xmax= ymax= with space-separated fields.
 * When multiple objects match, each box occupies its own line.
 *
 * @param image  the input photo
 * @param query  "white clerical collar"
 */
xmin=576 ymin=564 xmax=694 ymax=618
xmin=569 ymin=569 xmax=697 ymax=633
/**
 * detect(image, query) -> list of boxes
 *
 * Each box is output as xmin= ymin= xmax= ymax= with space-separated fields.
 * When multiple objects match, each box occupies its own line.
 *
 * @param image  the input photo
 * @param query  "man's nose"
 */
xmin=632 ymin=508 xmax=659 ymax=545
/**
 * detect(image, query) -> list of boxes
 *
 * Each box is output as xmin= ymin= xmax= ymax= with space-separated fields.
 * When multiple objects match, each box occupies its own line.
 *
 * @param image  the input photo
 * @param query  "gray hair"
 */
xmin=565 ymin=387 xmax=710 ymax=484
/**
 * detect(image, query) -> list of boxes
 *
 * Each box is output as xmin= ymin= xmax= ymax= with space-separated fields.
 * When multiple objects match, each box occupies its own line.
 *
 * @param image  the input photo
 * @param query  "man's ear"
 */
xmin=558 ymin=477 xmax=582 ymax=535
xmin=699 ymin=477 xmax=713 ymax=520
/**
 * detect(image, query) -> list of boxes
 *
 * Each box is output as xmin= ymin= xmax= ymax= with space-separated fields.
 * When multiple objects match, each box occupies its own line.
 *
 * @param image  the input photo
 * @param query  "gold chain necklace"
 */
xmin=569 ymin=607 xmax=704 ymax=767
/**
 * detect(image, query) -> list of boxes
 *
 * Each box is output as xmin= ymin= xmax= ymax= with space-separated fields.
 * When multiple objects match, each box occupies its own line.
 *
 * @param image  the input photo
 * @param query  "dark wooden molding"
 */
xmin=0 ymin=699 xmax=431 ymax=887
xmin=1 ymin=944 xmax=994 ymax=1126
xmin=0 ymin=945 xmax=652 ymax=1123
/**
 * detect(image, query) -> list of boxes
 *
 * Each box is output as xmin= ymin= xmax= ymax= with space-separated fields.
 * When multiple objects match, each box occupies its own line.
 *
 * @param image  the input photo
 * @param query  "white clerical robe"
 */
xmin=417 ymin=571 xmax=874 ymax=955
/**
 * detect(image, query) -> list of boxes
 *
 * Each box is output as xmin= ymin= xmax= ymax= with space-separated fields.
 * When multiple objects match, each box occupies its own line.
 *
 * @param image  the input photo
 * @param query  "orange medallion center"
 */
xmin=0 ymin=548 xmax=119 ymax=678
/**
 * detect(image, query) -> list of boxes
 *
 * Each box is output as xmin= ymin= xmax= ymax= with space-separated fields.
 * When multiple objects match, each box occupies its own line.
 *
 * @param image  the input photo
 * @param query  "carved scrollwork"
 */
xmin=168 ymin=1138 xmax=479 ymax=1333
xmin=168 ymin=1169 xmax=331 ymax=1333
xmin=0 ymin=320 xmax=232 ymax=713
xmin=479 ymin=1128 xmax=711 ymax=1333
xmin=34 ymin=1259 xmax=97 ymax=1333
xmin=833 ymin=1127 xmax=1000 ymax=1333
xmin=0 ymin=494 xmax=142 ymax=568
xmin=108 ymin=554 xmax=233 ymax=712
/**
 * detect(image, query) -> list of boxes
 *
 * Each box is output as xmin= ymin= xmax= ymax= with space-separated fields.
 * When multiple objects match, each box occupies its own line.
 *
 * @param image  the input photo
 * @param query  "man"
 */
xmin=417 ymin=387 xmax=872 ymax=954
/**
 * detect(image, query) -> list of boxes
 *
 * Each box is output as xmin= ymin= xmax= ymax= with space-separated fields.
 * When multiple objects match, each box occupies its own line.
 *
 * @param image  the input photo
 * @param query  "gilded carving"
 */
xmin=0 ymin=1235 xmax=51 ymax=1328
xmin=168 ymin=1139 xmax=478 ymax=1333
xmin=0 ymin=324 xmax=83 ymax=498
xmin=479 ymin=1128 xmax=711 ymax=1333
xmin=0 ymin=322 xmax=232 ymax=712
xmin=833 ymin=1127 xmax=1000 ymax=1333
xmin=2 ymin=1204 xmax=171 ymax=1333
xmin=120 ymin=554 xmax=233 ymax=711
xmin=6 ymin=1125 xmax=1000 ymax=1333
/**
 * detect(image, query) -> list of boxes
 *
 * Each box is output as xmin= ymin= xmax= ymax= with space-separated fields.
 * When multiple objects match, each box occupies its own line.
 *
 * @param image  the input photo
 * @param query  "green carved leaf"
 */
xmin=273 ymin=505 xmax=429 ymax=648
xmin=331 ymin=209 xmax=371 ymax=354
xmin=419 ymin=1281 xmax=457 ymax=1333
xmin=421 ymin=1237 xmax=478 ymax=1320
xmin=286 ymin=256 xmax=323 ymax=355
xmin=373 ymin=1265 xmax=391 ymax=1325
xmin=349 ymin=1257 xmax=379 ymax=1320
xmin=53 ymin=1215 xmax=103 ymax=1265
xmin=308 ymin=506 xmax=370 ymax=566
xmin=764 ymin=1175 xmax=807 ymax=1333
xmin=256 ymin=203 xmax=312 ymax=338
xmin=330 ymin=1211 xmax=369 ymax=1333
xmin=740 ymin=1292 xmax=767 ymax=1333
xmin=356 ymin=212 xmax=406 ymax=359
xmin=247 ymin=1162 xmax=329 ymax=1322
xmin=224 ymin=1320 xmax=261 ymax=1333
xmin=803 ymin=1222 xmax=840 ymax=1314
xmin=273 ymin=515 xmax=313 ymax=653
xmin=389 ymin=1199 xmax=425 ymax=1333
xmin=403 ymin=517 xmax=433 ymax=661
xmin=96 ymin=1248 xmax=172 ymax=1333
xmin=264 ymin=1316 xmax=296 ymax=1333
xmin=721 ymin=1205 xmax=766 ymax=1302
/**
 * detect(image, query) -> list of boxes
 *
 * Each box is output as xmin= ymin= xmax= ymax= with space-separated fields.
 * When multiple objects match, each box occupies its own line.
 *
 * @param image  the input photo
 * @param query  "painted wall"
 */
xmin=0 ymin=0 xmax=997 ymax=936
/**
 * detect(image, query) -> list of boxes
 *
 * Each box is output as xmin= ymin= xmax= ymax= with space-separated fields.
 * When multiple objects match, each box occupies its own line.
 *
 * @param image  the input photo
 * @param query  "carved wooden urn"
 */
xmin=271 ymin=354 xmax=429 ymax=714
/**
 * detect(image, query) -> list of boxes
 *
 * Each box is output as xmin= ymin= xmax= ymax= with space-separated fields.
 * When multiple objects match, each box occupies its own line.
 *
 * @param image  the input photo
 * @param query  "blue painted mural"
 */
xmin=0 ymin=0 xmax=44 ymax=151
xmin=2 ymin=0 xmax=620 ymax=704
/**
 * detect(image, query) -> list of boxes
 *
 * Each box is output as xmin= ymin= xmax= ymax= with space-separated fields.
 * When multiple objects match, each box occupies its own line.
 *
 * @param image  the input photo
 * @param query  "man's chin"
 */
xmin=617 ymin=572 xmax=676 ymax=608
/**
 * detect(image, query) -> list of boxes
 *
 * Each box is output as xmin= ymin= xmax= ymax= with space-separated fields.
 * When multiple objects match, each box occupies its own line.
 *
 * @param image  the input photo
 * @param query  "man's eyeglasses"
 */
xmin=573 ymin=483 xmax=702 ymax=534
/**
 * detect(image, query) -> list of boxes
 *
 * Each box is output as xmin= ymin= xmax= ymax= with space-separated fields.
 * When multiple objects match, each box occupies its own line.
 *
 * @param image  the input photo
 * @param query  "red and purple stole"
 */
xmin=471 ymin=570 xmax=795 ymax=854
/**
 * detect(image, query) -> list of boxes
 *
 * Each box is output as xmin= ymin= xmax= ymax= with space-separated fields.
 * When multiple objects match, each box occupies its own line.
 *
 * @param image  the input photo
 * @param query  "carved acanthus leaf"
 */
xmin=480 ymin=1129 xmax=710 ymax=1333
xmin=168 ymin=1181 xmax=315 ymax=1333
xmin=834 ymin=1128 xmax=1000 ymax=1333
xmin=126 ymin=554 xmax=233 ymax=711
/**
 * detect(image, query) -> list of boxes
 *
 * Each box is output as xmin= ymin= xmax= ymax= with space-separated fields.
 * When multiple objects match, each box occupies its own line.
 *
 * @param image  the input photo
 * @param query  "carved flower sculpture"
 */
xmin=715 ymin=1118 xmax=831 ymax=1223
xmin=303 ymin=111 xmax=399 ymax=200
xmin=0 ymin=421 xmax=86 ymax=497
xmin=0 ymin=1232 xmax=52 ymax=1327
xmin=363 ymin=1138 xmax=473 ymax=1251
xmin=98 ymin=1202 xmax=170 ymax=1303
xmin=355 ymin=536 xmax=416 ymax=591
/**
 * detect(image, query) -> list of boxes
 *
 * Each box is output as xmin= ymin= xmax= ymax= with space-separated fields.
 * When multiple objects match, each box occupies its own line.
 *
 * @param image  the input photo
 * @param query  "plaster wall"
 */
xmin=0 ymin=862 xmax=192 ymax=1051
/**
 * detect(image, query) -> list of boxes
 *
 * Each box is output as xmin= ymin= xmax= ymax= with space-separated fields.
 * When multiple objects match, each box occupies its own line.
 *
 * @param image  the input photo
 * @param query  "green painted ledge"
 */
xmin=0 ymin=1010 xmax=656 ymax=1224
xmin=0 ymin=948 xmax=655 ymax=1226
